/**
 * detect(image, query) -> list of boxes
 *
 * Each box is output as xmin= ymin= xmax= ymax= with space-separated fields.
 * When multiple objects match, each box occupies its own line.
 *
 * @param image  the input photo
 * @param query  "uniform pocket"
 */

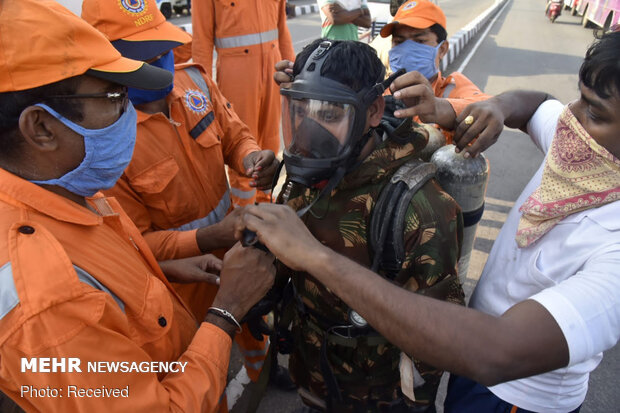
xmin=127 ymin=156 xmax=199 ymax=227
xmin=126 ymin=275 xmax=174 ymax=347
xmin=130 ymin=156 xmax=179 ymax=194
xmin=214 ymin=0 xmax=243 ymax=34
xmin=194 ymin=112 xmax=223 ymax=149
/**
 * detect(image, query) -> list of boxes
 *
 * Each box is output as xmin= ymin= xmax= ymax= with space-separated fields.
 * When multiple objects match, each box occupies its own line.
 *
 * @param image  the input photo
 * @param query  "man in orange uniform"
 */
xmin=81 ymin=0 xmax=278 ymax=388
xmin=374 ymin=0 xmax=492 ymax=142
xmin=0 ymin=1 xmax=275 ymax=412
xmin=192 ymin=0 xmax=295 ymax=206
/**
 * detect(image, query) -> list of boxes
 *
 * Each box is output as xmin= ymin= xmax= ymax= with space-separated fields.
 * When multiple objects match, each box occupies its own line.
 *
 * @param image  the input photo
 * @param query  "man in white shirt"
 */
xmin=238 ymin=31 xmax=620 ymax=412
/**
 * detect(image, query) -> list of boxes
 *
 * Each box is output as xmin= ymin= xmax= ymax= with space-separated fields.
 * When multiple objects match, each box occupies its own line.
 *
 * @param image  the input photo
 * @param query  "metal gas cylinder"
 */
xmin=417 ymin=124 xmax=446 ymax=161
xmin=430 ymin=145 xmax=489 ymax=279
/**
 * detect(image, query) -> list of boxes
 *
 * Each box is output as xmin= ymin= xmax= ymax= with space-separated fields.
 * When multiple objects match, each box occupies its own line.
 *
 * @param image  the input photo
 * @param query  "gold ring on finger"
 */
xmin=464 ymin=115 xmax=475 ymax=125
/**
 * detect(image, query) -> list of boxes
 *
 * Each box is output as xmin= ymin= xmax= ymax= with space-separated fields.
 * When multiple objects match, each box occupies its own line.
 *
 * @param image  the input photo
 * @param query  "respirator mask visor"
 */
xmin=282 ymin=96 xmax=356 ymax=160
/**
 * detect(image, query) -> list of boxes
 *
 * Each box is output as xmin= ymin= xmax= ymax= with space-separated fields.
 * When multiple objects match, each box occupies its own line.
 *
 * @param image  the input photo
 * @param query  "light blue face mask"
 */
xmin=31 ymin=103 xmax=137 ymax=197
xmin=127 ymin=50 xmax=175 ymax=105
xmin=388 ymin=40 xmax=443 ymax=80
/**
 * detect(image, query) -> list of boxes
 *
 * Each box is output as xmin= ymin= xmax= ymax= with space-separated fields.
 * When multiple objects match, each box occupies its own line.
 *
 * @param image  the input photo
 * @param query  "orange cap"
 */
xmin=82 ymin=0 xmax=192 ymax=61
xmin=0 ymin=0 xmax=172 ymax=93
xmin=380 ymin=0 xmax=447 ymax=38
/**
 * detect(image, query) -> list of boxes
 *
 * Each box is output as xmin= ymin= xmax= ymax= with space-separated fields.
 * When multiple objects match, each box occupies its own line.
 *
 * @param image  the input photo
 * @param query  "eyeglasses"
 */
xmin=45 ymin=91 xmax=129 ymax=109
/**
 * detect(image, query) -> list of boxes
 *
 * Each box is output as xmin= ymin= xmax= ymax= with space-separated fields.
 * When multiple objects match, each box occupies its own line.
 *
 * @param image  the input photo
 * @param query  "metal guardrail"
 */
xmin=358 ymin=20 xmax=388 ymax=42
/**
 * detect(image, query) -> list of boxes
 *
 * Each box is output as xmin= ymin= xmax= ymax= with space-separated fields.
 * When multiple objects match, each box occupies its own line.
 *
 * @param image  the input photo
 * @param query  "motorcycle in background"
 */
xmin=545 ymin=0 xmax=563 ymax=23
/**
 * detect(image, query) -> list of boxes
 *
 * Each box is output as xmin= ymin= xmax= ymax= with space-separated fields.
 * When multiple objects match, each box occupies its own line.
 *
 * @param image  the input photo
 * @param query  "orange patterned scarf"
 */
xmin=516 ymin=105 xmax=620 ymax=248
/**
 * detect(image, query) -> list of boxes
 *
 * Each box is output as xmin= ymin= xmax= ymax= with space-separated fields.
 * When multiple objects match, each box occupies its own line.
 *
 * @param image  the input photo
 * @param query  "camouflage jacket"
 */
xmin=277 ymin=135 xmax=465 ymax=411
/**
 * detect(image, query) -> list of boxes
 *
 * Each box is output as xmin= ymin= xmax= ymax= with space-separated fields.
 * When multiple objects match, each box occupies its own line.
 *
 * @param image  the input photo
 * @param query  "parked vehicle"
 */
xmin=563 ymin=0 xmax=581 ymax=16
xmin=156 ymin=0 xmax=173 ymax=19
xmin=546 ymin=0 xmax=563 ymax=22
xmin=171 ymin=0 xmax=189 ymax=15
xmin=575 ymin=0 xmax=619 ymax=31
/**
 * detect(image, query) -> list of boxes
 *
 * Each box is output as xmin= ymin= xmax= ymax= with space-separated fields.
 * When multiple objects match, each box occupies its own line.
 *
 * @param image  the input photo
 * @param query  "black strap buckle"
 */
xmin=313 ymin=40 xmax=333 ymax=60
xmin=329 ymin=324 xmax=358 ymax=339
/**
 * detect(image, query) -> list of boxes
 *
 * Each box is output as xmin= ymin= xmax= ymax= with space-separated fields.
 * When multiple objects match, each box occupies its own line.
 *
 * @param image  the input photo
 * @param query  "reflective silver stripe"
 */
xmin=231 ymin=187 xmax=256 ymax=200
xmin=442 ymin=82 xmax=456 ymax=98
xmin=245 ymin=359 xmax=265 ymax=371
xmin=0 ymin=263 xmax=126 ymax=320
xmin=0 ymin=263 xmax=19 ymax=320
xmin=171 ymin=190 xmax=231 ymax=231
xmin=184 ymin=66 xmax=211 ymax=101
xmin=239 ymin=337 xmax=270 ymax=358
xmin=215 ymin=29 xmax=278 ymax=49
xmin=74 ymin=266 xmax=125 ymax=313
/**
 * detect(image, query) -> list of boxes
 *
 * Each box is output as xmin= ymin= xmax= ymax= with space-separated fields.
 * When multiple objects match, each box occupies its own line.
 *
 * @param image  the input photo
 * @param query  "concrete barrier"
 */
xmin=293 ymin=3 xmax=319 ymax=17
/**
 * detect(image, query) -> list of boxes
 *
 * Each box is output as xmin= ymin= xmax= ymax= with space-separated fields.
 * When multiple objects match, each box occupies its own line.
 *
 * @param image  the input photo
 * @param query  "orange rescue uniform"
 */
xmin=104 ymin=63 xmax=269 ymax=384
xmin=192 ymin=0 xmax=295 ymax=206
xmin=432 ymin=71 xmax=491 ymax=117
xmin=0 ymin=168 xmax=231 ymax=412
xmin=105 ymin=63 xmax=259 ymax=262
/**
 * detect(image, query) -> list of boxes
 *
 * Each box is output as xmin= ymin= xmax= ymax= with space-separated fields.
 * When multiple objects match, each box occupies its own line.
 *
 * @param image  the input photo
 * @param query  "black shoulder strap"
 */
xmin=369 ymin=160 xmax=437 ymax=279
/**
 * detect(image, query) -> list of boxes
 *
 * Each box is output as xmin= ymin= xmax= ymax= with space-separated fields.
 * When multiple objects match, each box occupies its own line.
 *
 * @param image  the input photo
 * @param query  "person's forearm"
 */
xmin=205 ymin=314 xmax=238 ymax=339
xmin=352 ymin=11 xmax=371 ymax=28
xmin=328 ymin=8 xmax=362 ymax=25
xmin=306 ymin=246 xmax=567 ymax=386
xmin=144 ymin=229 xmax=201 ymax=261
xmin=492 ymin=90 xmax=552 ymax=130
xmin=429 ymin=98 xmax=458 ymax=129
xmin=197 ymin=223 xmax=232 ymax=253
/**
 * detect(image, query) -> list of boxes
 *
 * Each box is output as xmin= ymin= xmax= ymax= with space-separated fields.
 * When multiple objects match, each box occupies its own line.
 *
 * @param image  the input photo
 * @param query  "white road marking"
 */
xmin=226 ymin=366 xmax=251 ymax=410
xmin=457 ymin=0 xmax=513 ymax=73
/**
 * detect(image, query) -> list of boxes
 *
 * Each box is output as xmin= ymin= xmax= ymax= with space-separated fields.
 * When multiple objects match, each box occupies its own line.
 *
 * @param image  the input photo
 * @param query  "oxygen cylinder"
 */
xmin=417 ymin=124 xmax=446 ymax=161
xmin=430 ymin=145 xmax=489 ymax=280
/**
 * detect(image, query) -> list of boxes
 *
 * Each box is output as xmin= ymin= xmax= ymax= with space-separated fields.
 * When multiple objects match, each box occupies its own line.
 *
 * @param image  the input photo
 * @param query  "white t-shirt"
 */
xmin=470 ymin=100 xmax=620 ymax=413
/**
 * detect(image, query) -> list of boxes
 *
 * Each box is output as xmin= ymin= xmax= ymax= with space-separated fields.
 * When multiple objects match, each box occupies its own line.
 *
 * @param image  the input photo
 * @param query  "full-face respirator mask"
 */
xmin=280 ymin=41 xmax=403 ymax=191
xmin=242 ymin=42 xmax=405 ymax=252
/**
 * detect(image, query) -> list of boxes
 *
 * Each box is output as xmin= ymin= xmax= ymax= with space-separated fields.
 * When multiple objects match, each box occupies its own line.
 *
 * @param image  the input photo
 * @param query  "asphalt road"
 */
xmin=173 ymin=2 xmax=619 ymax=411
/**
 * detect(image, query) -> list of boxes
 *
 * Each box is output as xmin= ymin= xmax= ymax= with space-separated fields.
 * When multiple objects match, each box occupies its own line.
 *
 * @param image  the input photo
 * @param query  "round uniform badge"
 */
xmin=184 ymin=90 xmax=210 ymax=115
xmin=403 ymin=1 xmax=417 ymax=11
xmin=119 ymin=0 xmax=147 ymax=14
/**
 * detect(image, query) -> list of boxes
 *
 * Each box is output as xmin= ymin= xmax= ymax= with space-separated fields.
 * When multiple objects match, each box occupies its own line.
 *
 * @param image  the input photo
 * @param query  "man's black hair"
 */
xmin=292 ymin=39 xmax=384 ymax=93
xmin=0 ymin=76 xmax=84 ymax=158
xmin=579 ymin=31 xmax=620 ymax=99
xmin=429 ymin=23 xmax=447 ymax=43
xmin=390 ymin=0 xmax=407 ymax=16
